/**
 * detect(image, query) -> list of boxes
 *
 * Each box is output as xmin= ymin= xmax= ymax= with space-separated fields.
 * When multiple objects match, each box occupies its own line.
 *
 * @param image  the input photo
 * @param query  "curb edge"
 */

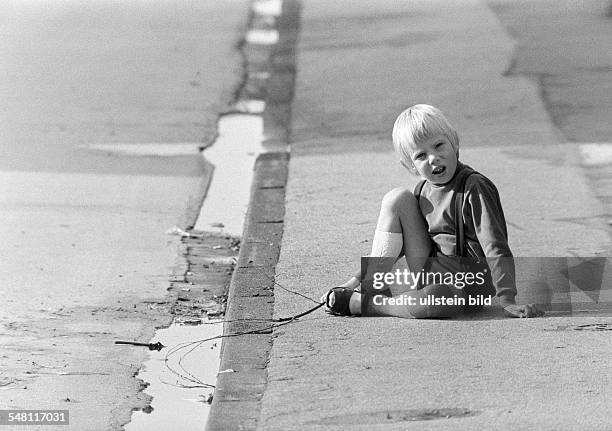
xmin=206 ymin=1 xmax=300 ymax=429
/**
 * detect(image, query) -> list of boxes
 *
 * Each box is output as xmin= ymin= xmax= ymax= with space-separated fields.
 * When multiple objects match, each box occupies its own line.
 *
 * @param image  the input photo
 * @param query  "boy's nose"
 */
xmin=429 ymin=154 xmax=439 ymax=164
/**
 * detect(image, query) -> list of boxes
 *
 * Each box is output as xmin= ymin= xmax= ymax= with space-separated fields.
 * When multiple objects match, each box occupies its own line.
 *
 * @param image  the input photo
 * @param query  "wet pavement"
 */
xmin=0 ymin=1 xmax=248 ymax=429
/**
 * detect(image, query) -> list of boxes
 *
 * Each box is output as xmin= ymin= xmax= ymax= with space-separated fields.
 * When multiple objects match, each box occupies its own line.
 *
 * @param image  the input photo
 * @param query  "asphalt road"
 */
xmin=489 ymin=0 xmax=612 ymax=231
xmin=0 ymin=1 xmax=247 ymax=429
xmin=490 ymin=0 xmax=612 ymax=143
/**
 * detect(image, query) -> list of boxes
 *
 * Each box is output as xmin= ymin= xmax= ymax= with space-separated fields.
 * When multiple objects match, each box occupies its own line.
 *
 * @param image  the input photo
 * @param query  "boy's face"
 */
xmin=407 ymin=134 xmax=458 ymax=184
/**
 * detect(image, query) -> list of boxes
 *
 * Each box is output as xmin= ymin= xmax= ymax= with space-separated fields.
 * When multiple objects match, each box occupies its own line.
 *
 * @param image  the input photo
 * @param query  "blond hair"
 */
xmin=392 ymin=104 xmax=459 ymax=175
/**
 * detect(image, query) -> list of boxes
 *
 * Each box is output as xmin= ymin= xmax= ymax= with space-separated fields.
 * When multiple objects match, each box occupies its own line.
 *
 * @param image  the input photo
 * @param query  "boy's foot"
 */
xmin=323 ymin=287 xmax=362 ymax=316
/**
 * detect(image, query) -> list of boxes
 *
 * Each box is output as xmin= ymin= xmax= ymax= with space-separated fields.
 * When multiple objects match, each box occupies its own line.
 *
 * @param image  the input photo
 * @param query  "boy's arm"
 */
xmin=464 ymin=176 xmax=517 ymax=307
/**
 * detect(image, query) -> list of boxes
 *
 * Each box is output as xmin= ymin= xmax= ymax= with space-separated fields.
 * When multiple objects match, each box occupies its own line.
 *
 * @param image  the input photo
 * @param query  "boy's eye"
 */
xmin=435 ymin=142 xmax=444 ymax=149
xmin=414 ymin=153 xmax=425 ymax=160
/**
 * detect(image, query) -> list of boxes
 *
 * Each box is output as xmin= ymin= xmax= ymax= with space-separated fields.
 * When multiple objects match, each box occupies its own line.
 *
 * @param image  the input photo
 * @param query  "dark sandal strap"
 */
xmin=326 ymin=287 xmax=355 ymax=316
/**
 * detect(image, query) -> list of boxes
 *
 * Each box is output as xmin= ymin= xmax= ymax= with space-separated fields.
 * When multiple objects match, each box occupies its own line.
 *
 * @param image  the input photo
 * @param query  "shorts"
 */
xmin=421 ymin=249 xmax=496 ymax=313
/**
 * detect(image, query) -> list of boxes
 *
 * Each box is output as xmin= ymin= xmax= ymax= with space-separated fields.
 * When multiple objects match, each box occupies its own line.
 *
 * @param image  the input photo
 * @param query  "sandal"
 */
xmin=325 ymin=287 xmax=357 ymax=316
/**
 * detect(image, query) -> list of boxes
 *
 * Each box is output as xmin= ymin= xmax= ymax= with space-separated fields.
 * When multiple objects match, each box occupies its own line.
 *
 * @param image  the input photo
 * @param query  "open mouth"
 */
xmin=432 ymin=166 xmax=446 ymax=175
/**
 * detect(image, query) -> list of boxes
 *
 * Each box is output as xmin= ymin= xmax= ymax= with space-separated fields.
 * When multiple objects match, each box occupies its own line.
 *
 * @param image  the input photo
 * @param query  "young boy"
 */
xmin=324 ymin=104 xmax=543 ymax=318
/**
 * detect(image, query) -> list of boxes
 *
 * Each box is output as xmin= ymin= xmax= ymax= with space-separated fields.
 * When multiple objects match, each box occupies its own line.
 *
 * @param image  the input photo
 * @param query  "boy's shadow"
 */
xmin=460 ymin=257 xmax=611 ymax=320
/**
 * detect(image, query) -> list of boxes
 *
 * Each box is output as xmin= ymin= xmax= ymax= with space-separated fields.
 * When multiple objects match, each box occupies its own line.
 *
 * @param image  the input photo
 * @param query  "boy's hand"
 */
xmin=503 ymin=304 xmax=544 ymax=318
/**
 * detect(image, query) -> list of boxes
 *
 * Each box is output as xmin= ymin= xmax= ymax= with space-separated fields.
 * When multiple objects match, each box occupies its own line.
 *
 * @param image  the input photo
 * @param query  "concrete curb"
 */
xmin=206 ymin=153 xmax=288 ymax=431
xmin=206 ymin=1 xmax=300 ymax=429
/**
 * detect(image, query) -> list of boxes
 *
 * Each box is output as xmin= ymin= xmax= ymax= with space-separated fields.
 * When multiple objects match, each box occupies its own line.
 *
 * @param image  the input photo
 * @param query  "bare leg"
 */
xmin=335 ymin=188 xmax=431 ymax=293
xmin=374 ymin=187 xmax=432 ymax=273
xmin=359 ymin=188 xmax=432 ymax=303
xmin=343 ymin=188 xmax=437 ymax=316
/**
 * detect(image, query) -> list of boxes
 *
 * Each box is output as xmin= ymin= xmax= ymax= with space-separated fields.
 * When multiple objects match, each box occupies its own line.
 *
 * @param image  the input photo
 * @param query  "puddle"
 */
xmin=245 ymin=29 xmax=280 ymax=45
xmin=195 ymin=113 xmax=264 ymax=236
xmin=579 ymin=143 xmax=612 ymax=166
xmin=126 ymin=0 xmax=288 ymax=425
xmin=125 ymin=321 xmax=223 ymax=431
xmin=127 ymin=111 xmax=270 ymax=429
xmin=233 ymin=99 xmax=266 ymax=114
xmin=252 ymin=0 xmax=283 ymax=17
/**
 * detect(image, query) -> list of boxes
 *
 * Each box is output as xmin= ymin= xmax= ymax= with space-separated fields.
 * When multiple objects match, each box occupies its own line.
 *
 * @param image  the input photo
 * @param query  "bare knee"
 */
xmin=380 ymin=187 xmax=418 ymax=215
